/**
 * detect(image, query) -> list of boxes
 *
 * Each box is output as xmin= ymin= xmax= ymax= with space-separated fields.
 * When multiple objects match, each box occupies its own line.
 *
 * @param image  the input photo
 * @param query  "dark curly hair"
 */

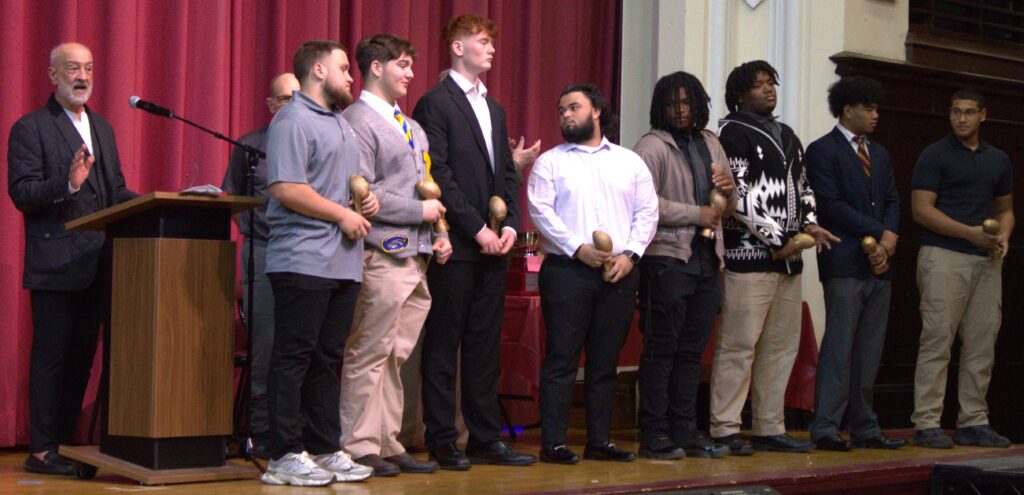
xmin=560 ymin=83 xmax=618 ymax=138
xmin=724 ymin=60 xmax=779 ymax=113
xmin=649 ymin=71 xmax=711 ymax=134
xmin=827 ymin=76 xmax=885 ymax=118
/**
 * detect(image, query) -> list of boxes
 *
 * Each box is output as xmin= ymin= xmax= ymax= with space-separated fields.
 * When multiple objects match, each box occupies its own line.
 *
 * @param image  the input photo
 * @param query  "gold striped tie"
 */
xmin=855 ymin=135 xmax=871 ymax=178
xmin=394 ymin=109 xmax=415 ymax=150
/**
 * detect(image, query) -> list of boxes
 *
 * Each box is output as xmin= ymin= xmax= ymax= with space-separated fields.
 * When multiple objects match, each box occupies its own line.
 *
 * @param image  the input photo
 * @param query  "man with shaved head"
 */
xmin=8 ymin=42 xmax=136 ymax=475
xmin=220 ymin=72 xmax=300 ymax=459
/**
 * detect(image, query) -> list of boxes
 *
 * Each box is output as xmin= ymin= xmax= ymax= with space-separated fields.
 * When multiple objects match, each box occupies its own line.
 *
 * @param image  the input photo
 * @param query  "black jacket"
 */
xmin=718 ymin=111 xmax=817 ymax=274
xmin=8 ymin=94 xmax=136 ymax=290
xmin=412 ymin=75 xmax=519 ymax=262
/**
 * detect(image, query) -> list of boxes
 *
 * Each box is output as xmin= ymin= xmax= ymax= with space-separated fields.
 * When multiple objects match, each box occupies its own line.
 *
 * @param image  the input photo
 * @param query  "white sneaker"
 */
xmin=261 ymin=451 xmax=335 ymax=486
xmin=313 ymin=451 xmax=373 ymax=482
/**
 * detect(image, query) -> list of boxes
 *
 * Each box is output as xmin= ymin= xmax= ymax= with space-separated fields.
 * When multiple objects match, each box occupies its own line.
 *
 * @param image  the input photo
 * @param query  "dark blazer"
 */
xmin=8 ymin=94 xmax=136 ymax=290
xmin=412 ymin=75 xmax=520 ymax=262
xmin=805 ymin=126 xmax=899 ymax=281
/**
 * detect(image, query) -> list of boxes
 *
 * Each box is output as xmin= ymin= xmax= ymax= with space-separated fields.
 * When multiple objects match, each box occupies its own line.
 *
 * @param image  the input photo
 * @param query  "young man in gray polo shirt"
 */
xmin=911 ymin=88 xmax=1014 ymax=449
xmin=261 ymin=40 xmax=377 ymax=486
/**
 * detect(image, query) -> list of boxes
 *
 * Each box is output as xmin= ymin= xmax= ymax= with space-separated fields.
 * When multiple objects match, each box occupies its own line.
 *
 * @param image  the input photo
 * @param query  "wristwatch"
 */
xmin=623 ymin=250 xmax=640 ymax=264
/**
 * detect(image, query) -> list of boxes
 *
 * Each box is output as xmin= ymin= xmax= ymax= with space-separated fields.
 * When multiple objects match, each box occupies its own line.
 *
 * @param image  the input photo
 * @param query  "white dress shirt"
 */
xmin=448 ymin=70 xmax=494 ymax=169
xmin=528 ymin=137 xmax=659 ymax=258
xmin=359 ymin=90 xmax=406 ymax=138
xmin=837 ymin=123 xmax=869 ymax=158
xmin=63 ymin=108 xmax=93 ymax=193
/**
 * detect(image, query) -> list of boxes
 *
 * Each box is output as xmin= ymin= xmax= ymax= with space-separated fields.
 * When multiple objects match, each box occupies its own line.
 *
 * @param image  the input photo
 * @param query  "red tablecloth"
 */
xmin=498 ymin=294 xmax=818 ymax=427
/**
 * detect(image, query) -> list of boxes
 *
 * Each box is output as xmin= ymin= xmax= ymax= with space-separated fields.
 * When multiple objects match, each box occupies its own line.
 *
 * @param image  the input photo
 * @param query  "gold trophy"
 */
xmin=349 ymin=175 xmax=370 ymax=217
xmin=700 ymin=188 xmax=728 ymax=240
xmin=983 ymin=218 xmax=1002 ymax=260
xmin=416 ymin=180 xmax=449 ymax=233
xmin=592 ymin=230 xmax=613 ymax=276
xmin=861 ymin=236 xmax=889 ymax=275
xmin=771 ymin=233 xmax=816 ymax=260
xmin=489 ymin=196 xmax=507 ymax=233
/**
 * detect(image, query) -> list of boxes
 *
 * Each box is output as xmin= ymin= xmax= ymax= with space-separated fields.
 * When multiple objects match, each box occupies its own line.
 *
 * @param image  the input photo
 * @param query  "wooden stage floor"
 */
xmin=2 ymin=430 xmax=1020 ymax=494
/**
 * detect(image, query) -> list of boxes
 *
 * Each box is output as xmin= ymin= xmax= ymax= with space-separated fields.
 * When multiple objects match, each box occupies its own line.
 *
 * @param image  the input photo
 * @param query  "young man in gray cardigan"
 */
xmin=340 ymin=33 xmax=452 ymax=477
xmin=632 ymin=71 xmax=737 ymax=460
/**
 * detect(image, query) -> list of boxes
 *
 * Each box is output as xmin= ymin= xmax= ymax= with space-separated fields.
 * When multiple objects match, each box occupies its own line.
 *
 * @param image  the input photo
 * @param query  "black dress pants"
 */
xmin=421 ymin=257 xmax=506 ymax=450
xmin=266 ymin=272 xmax=359 ymax=460
xmin=637 ymin=256 xmax=720 ymax=444
xmin=29 ymin=276 xmax=104 ymax=453
xmin=538 ymin=256 xmax=639 ymax=448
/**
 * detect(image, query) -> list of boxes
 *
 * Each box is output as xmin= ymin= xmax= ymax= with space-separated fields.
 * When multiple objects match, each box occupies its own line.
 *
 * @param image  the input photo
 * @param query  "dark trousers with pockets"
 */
xmin=267 ymin=272 xmax=359 ymax=460
xmin=538 ymin=256 xmax=639 ymax=448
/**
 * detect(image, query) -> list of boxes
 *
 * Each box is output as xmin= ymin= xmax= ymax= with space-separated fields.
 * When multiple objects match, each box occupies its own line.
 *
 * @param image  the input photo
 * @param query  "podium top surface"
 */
xmin=66 ymin=192 xmax=264 ymax=232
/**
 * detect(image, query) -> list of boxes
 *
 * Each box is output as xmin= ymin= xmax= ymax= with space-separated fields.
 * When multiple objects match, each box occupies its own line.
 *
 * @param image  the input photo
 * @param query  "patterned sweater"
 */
xmin=717 ymin=111 xmax=817 ymax=274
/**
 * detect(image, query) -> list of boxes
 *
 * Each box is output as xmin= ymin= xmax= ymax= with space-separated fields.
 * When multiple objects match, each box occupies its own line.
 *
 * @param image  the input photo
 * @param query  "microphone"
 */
xmin=129 ymin=96 xmax=174 ymax=118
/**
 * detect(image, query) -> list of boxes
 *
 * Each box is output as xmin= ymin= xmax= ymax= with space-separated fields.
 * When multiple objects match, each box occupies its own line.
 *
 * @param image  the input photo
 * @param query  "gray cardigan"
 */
xmin=343 ymin=99 xmax=445 ymax=258
xmin=632 ymin=128 xmax=736 ymax=267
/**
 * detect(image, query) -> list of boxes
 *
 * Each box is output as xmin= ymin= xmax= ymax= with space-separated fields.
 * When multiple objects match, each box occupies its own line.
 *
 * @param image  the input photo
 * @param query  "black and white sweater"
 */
xmin=717 ymin=111 xmax=817 ymax=274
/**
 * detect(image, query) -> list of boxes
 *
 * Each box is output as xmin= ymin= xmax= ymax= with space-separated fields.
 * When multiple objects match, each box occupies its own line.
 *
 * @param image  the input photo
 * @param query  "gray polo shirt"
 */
xmin=265 ymin=90 xmax=363 ymax=281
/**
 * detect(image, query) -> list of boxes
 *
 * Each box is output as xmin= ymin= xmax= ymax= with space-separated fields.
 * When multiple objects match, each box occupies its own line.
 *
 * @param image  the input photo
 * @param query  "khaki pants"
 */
xmin=340 ymin=250 xmax=431 ymax=458
xmin=912 ymin=246 xmax=1002 ymax=430
xmin=710 ymin=271 xmax=801 ymax=437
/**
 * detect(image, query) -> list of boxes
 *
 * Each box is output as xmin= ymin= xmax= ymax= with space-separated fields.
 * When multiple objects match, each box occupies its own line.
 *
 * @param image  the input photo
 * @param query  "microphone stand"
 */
xmin=156 ymin=110 xmax=266 ymax=472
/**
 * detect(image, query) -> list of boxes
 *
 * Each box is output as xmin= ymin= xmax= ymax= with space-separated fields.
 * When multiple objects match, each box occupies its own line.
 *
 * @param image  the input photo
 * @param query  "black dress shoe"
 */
xmin=852 ymin=434 xmax=907 ymax=450
xmin=751 ymin=434 xmax=813 ymax=453
xmin=583 ymin=442 xmax=636 ymax=462
xmin=676 ymin=430 xmax=729 ymax=459
xmin=814 ymin=434 xmax=852 ymax=452
xmin=428 ymin=443 xmax=471 ymax=471
xmin=23 ymin=451 xmax=76 ymax=476
xmin=540 ymin=444 xmax=580 ymax=464
xmin=354 ymin=454 xmax=400 ymax=477
xmin=638 ymin=436 xmax=685 ymax=460
xmin=714 ymin=434 xmax=755 ymax=456
xmin=465 ymin=441 xmax=537 ymax=466
xmin=383 ymin=452 xmax=439 ymax=473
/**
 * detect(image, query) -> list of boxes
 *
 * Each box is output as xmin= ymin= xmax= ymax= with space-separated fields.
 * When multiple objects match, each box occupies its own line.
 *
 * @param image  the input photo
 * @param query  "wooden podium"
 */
xmin=60 ymin=192 xmax=262 ymax=484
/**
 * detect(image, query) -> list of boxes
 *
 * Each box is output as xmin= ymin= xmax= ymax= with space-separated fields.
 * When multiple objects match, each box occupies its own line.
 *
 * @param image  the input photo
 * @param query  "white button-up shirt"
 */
xmin=837 ymin=123 xmax=869 ymax=158
xmin=528 ymin=137 xmax=659 ymax=258
xmin=359 ymin=90 xmax=406 ymax=138
xmin=448 ymin=71 xmax=494 ymax=170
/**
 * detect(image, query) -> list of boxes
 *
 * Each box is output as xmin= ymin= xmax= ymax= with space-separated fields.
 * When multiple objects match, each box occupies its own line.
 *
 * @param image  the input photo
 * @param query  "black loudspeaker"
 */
xmin=633 ymin=486 xmax=780 ymax=495
xmin=931 ymin=455 xmax=1024 ymax=495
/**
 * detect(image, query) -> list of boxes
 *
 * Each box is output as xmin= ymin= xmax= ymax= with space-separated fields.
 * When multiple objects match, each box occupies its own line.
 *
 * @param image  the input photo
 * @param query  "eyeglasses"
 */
xmin=62 ymin=63 xmax=94 ymax=77
xmin=950 ymin=108 xmax=981 ymax=118
xmin=269 ymin=95 xmax=292 ymax=104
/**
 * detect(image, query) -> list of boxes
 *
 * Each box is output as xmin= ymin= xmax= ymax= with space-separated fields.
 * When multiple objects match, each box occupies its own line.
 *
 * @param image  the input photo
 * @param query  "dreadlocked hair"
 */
xmin=724 ymin=60 xmax=780 ymax=113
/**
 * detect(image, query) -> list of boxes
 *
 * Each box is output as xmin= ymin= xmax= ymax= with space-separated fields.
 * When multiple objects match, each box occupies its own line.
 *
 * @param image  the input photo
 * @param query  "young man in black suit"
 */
xmin=412 ymin=14 xmax=536 ymax=470
xmin=804 ymin=76 xmax=904 ymax=452
xmin=8 ymin=42 xmax=136 ymax=475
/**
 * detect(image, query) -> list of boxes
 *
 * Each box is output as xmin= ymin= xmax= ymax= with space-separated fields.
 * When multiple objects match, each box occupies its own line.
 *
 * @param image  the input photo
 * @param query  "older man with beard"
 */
xmin=8 ymin=42 xmax=136 ymax=475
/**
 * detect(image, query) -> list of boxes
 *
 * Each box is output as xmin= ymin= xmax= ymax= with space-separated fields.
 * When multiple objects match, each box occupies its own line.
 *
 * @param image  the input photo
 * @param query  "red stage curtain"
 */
xmin=0 ymin=0 xmax=621 ymax=448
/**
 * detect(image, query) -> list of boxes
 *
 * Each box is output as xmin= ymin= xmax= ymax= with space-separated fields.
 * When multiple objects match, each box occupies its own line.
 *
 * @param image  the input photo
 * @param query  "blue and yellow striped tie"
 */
xmin=394 ymin=109 xmax=415 ymax=150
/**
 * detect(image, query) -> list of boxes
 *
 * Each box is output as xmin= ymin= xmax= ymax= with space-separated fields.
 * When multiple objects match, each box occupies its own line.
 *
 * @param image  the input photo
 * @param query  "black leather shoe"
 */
xmin=815 ymin=434 xmax=852 ymax=452
xmin=465 ymin=441 xmax=537 ymax=466
xmin=540 ymin=444 xmax=580 ymax=464
xmin=751 ymin=434 xmax=813 ymax=453
xmin=714 ymin=434 xmax=755 ymax=456
xmin=354 ymin=454 xmax=400 ymax=477
xmin=583 ymin=442 xmax=636 ymax=462
xmin=384 ymin=452 xmax=439 ymax=473
xmin=676 ymin=430 xmax=729 ymax=459
xmin=852 ymin=434 xmax=907 ymax=450
xmin=638 ymin=436 xmax=685 ymax=460
xmin=428 ymin=443 xmax=471 ymax=471
xmin=23 ymin=451 xmax=76 ymax=476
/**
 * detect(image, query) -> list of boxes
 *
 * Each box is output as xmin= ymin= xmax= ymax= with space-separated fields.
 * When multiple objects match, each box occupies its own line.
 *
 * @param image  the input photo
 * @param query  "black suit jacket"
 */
xmin=805 ymin=126 xmax=899 ymax=281
xmin=8 ymin=94 xmax=136 ymax=290
xmin=412 ymin=75 xmax=520 ymax=262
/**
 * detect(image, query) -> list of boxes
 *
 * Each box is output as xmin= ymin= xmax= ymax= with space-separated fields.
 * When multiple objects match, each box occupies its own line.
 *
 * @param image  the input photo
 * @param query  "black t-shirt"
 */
xmin=911 ymin=134 xmax=1013 ymax=256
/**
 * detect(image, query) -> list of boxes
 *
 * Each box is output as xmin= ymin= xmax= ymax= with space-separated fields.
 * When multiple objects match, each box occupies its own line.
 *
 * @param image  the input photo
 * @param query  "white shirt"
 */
xmin=359 ymin=90 xmax=406 ymax=138
xmin=528 ymin=137 xmax=659 ymax=258
xmin=63 ymin=108 xmax=93 ymax=193
xmin=448 ymin=71 xmax=494 ymax=170
xmin=837 ymin=123 xmax=869 ymax=158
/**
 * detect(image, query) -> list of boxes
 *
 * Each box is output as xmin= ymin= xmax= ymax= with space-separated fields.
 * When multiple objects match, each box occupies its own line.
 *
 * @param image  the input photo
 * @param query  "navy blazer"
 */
xmin=8 ymin=94 xmax=136 ymax=290
xmin=412 ymin=75 xmax=520 ymax=262
xmin=805 ymin=126 xmax=899 ymax=281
